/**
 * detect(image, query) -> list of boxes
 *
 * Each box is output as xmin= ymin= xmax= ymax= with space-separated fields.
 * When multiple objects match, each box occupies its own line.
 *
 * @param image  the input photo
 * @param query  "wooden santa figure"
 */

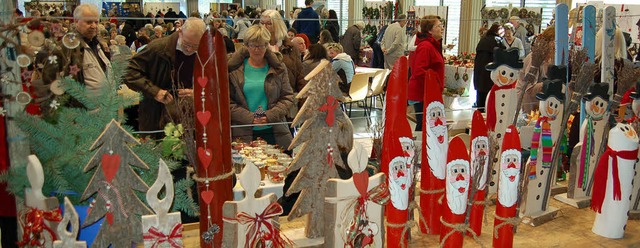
xmin=419 ymin=71 xmax=448 ymax=235
xmin=484 ymin=47 xmax=523 ymax=194
xmin=380 ymin=57 xmax=414 ymax=247
xmin=558 ymin=83 xmax=609 ymax=208
xmin=591 ymin=119 xmax=639 ymax=239
xmin=522 ymin=65 xmax=566 ymax=219
xmin=628 ymin=83 xmax=640 ymax=218
xmin=493 ymin=125 xmax=521 ymax=248
xmin=439 ymin=137 xmax=470 ymax=248
xmin=468 ymin=110 xmax=489 ymax=237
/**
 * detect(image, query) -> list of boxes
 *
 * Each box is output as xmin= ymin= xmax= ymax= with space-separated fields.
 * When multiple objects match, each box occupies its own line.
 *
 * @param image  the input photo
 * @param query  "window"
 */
xmin=486 ymin=0 xmax=522 ymax=8
xmin=414 ymin=0 xmax=461 ymax=55
xmin=524 ymin=0 xmax=556 ymax=30
xmin=296 ymin=0 xmax=349 ymax=36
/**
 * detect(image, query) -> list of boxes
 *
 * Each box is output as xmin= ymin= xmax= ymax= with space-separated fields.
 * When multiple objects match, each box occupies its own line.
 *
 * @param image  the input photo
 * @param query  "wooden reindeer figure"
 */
xmin=439 ymin=137 xmax=470 ymax=248
xmin=492 ymin=125 xmax=521 ymax=248
xmin=591 ymin=118 xmax=639 ymax=239
xmin=222 ymin=161 xmax=290 ymax=248
xmin=484 ymin=48 xmax=523 ymax=195
xmin=468 ymin=110 xmax=489 ymax=237
xmin=53 ymin=197 xmax=87 ymax=248
xmin=521 ymin=65 xmax=566 ymax=224
xmin=142 ymin=159 xmax=184 ymax=248
xmin=629 ymin=82 xmax=640 ymax=219
xmin=19 ymin=155 xmax=62 ymax=247
xmin=325 ymin=142 xmax=389 ymax=248
xmin=557 ymin=83 xmax=609 ymax=208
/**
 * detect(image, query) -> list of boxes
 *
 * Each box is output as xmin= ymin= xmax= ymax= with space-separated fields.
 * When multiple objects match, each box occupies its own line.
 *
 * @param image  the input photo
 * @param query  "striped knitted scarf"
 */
xmin=578 ymin=117 xmax=595 ymax=189
xmin=529 ymin=117 xmax=553 ymax=179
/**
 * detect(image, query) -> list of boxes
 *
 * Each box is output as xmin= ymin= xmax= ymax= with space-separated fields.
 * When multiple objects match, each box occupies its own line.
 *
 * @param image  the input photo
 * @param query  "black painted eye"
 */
xmin=600 ymin=102 xmax=604 ymax=107
xmin=461 ymin=168 xmax=465 ymax=173
xmin=454 ymin=169 xmax=458 ymax=173
xmin=510 ymin=72 xmax=514 ymax=77
xmin=501 ymin=70 xmax=506 ymax=75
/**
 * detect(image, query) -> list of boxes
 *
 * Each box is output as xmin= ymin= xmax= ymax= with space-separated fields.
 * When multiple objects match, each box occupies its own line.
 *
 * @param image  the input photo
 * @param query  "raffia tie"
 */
xmin=493 ymin=214 xmax=522 ymax=239
xmin=439 ymin=216 xmax=484 ymax=248
xmin=189 ymin=167 xmax=235 ymax=182
xmin=417 ymin=188 xmax=445 ymax=204
xmin=385 ymin=220 xmax=416 ymax=248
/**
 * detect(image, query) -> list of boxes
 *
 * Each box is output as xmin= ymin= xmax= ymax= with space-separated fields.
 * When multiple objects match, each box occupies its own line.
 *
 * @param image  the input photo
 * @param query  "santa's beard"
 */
xmin=471 ymin=153 xmax=489 ymax=190
xmin=427 ymin=124 xmax=448 ymax=179
xmin=498 ymin=168 xmax=519 ymax=207
xmin=446 ymin=180 xmax=469 ymax=215
xmin=389 ymin=175 xmax=409 ymax=210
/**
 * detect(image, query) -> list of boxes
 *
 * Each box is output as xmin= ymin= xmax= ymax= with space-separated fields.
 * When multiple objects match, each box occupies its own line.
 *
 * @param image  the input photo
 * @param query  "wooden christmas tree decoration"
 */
xmin=222 ymin=161 xmax=290 ymax=248
xmin=629 ymin=82 xmax=640 ymax=219
xmin=285 ymin=59 xmax=353 ymax=239
xmin=325 ymin=142 xmax=389 ymax=247
xmin=19 ymin=155 xmax=62 ymax=247
xmin=521 ymin=65 xmax=566 ymax=225
xmin=468 ymin=110 xmax=489 ymax=237
xmin=380 ymin=57 xmax=415 ymax=248
xmin=80 ymin=119 xmax=153 ymax=247
xmin=556 ymin=83 xmax=609 ymax=209
xmin=484 ymin=47 xmax=523 ymax=195
xmin=492 ymin=125 xmax=522 ymax=247
xmin=419 ymin=68 xmax=447 ymax=235
xmin=53 ymin=197 xmax=87 ymax=248
xmin=142 ymin=159 xmax=183 ymax=248
xmin=591 ymin=119 xmax=639 ymax=238
xmin=439 ymin=137 xmax=471 ymax=248
xmin=193 ymin=29 xmax=234 ymax=247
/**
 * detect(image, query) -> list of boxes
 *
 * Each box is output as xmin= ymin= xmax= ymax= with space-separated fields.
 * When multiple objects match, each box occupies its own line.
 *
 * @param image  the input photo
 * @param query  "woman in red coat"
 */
xmin=408 ymin=15 xmax=445 ymax=131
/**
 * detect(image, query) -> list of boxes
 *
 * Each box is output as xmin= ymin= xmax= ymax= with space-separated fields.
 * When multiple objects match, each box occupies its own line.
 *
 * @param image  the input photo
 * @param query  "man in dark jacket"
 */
xmin=120 ymin=19 xmax=137 ymax=47
xmin=293 ymin=0 xmax=320 ymax=43
xmin=125 ymin=17 xmax=206 ymax=133
xmin=164 ymin=8 xmax=178 ymax=22
xmin=341 ymin=21 xmax=364 ymax=65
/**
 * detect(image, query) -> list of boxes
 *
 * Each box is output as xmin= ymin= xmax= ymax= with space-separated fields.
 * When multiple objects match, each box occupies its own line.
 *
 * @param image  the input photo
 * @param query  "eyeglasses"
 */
xmin=260 ymin=21 xmax=273 ymax=26
xmin=247 ymin=44 xmax=267 ymax=50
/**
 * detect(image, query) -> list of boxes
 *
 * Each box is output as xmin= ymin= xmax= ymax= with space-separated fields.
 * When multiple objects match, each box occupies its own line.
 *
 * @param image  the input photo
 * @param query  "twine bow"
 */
xmin=17 ymin=207 xmax=63 ymax=247
xmin=143 ymin=223 xmax=184 ymax=248
xmin=492 ymin=214 xmax=521 ymax=239
xmin=223 ymin=202 xmax=291 ymax=248
xmin=439 ymin=216 xmax=484 ymax=248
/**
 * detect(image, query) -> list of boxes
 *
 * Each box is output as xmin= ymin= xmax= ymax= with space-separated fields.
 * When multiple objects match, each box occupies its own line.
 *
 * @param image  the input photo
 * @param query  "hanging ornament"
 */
xmin=16 ymin=54 xmax=31 ymax=68
xmin=62 ymin=33 xmax=80 ymax=49
xmin=454 ymin=67 xmax=460 ymax=81
xmin=462 ymin=68 xmax=469 ymax=82
xmin=50 ymin=80 xmax=65 ymax=95
xmin=15 ymin=91 xmax=32 ymax=106
xmin=27 ymin=31 xmax=45 ymax=47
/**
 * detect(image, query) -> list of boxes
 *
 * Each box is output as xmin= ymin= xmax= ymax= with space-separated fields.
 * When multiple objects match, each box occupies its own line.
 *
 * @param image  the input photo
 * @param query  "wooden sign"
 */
xmin=53 ymin=197 xmax=87 ymax=248
xmin=142 ymin=159 xmax=183 ymax=248
xmin=325 ymin=142 xmax=388 ymax=247
xmin=80 ymin=119 xmax=152 ymax=247
xmin=222 ymin=161 xmax=289 ymax=247
xmin=591 ymin=122 xmax=639 ymax=238
xmin=193 ymin=29 xmax=234 ymax=247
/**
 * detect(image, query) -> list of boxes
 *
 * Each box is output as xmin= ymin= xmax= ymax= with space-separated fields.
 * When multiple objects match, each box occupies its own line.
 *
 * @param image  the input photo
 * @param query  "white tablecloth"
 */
xmin=444 ymin=64 xmax=474 ymax=97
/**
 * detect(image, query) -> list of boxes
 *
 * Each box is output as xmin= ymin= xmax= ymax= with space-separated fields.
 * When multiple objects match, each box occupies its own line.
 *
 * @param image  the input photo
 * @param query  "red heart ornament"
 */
xmin=106 ymin=212 xmax=114 ymax=225
xmin=201 ymin=190 xmax=214 ymax=205
xmin=101 ymin=154 xmax=121 ymax=183
xmin=196 ymin=111 xmax=211 ymax=126
xmin=352 ymin=172 xmax=369 ymax=197
xmin=197 ymin=147 xmax=213 ymax=169
xmin=197 ymin=77 xmax=208 ymax=88
xmin=362 ymin=235 xmax=373 ymax=246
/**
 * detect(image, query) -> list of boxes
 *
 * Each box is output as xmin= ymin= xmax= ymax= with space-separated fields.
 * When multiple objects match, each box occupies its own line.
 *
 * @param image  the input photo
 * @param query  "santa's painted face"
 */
xmin=586 ymin=96 xmax=608 ymax=119
xmin=490 ymin=65 xmax=519 ymax=87
xmin=388 ymin=156 xmax=410 ymax=210
xmin=446 ymin=160 xmax=470 ymax=214
xmin=427 ymin=103 xmax=447 ymax=144
xmin=390 ymin=157 xmax=409 ymax=190
xmin=500 ymin=152 xmax=521 ymax=183
xmin=540 ymin=97 xmax=562 ymax=119
xmin=399 ymin=137 xmax=415 ymax=165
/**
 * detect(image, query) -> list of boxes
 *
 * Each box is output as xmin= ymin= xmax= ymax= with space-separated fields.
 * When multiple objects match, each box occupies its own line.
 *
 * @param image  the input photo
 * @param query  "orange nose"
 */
xmin=498 ymin=73 xmax=508 ymax=84
xmin=546 ymin=106 xmax=554 ymax=115
xmin=592 ymin=104 xmax=600 ymax=113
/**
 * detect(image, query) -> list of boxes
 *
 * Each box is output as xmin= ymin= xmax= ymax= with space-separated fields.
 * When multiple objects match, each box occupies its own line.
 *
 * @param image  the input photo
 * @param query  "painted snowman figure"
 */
xmin=522 ymin=65 xmax=566 ymax=217
xmin=591 ymin=119 xmax=639 ymax=239
xmin=484 ymin=47 xmax=523 ymax=194
xmin=570 ymin=83 xmax=610 ymax=199
xmin=628 ymin=82 xmax=640 ymax=217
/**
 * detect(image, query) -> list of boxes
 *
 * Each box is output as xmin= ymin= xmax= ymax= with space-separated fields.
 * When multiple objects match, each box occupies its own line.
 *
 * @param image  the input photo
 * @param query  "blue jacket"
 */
xmin=293 ymin=7 xmax=320 ymax=42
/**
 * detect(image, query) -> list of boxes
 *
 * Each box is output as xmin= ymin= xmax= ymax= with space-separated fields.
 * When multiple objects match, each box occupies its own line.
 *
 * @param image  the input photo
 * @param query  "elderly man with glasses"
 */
xmin=125 ymin=17 xmax=206 ymax=134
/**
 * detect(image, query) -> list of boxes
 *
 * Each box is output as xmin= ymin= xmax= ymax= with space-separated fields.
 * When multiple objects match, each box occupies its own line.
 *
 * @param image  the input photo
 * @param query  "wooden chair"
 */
xmin=342 ymin=73 xmax=371 ymax=119
xmin=367 ymin=69 xmax=390 ymax=109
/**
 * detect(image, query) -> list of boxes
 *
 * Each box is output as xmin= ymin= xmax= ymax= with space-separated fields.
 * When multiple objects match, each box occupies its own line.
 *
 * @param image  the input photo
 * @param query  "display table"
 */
xmin=232 ymin=176 xmax=284 ymax=200
xmin=444 ymin=64 xmax=473 ymax=97
xmin=355 ymin=66 xmax=384 ymax=76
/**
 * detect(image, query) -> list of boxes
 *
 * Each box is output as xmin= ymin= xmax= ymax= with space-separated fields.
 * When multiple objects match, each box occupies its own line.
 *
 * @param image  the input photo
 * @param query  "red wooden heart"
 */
xmin=101 ymin=154 xmax=121 ymax=183
xmin=197 ymin=77 xmax=208 ymax=88
xmin=352 ymin=172 xmax=369 ymax=197
xmin=197 ymin=147 xmax=213 ymax=169
xmin=196 ymin=111 xmax=211 ymax=126
xmin=106 ymin=212 xmax=114 ymax=225
xmin=201 ymin=190 xmax=214 ymax=205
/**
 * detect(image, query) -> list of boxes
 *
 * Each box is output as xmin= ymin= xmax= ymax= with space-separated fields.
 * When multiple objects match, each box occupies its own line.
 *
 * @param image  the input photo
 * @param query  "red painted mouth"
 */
xmin=458 ymin=187 xmax=465 ymax=193
xmin=438 ymin=135 xmax=444 ymax=143
xmin=401 ymin=184 xmax=406 ymax=190
xmin=509 ymin=175 xmax=516 ymax=182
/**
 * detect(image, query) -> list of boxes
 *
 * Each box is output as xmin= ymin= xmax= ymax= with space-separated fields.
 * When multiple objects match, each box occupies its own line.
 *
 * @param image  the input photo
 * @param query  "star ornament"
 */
xmin=21 ymin=70 xmax=33 ymax=81
xmin=49 ymin=100 xmax=60 ymax=110
xmin=0 ymin=107 xmax=6 ymax=116
xmin=69 ymin=65 xmax=80 ymax=76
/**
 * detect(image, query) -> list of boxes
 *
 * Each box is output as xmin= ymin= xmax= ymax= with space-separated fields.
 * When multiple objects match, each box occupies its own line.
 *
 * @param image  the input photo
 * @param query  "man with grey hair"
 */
xmin=341 ymin=21 xmax=365 ymax=65
xmin=382 ymin=14 xmax=408 ymax=69
xmin=125 ymin=17 xmax=206 ymax=132
xmin=509 ymin=16 xmax=530 ymax=55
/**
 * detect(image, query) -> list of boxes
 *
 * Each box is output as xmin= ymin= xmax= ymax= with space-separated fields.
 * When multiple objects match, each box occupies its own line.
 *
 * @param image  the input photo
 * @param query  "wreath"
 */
xmin=499 ymin=8 xmax=509 ymax=19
